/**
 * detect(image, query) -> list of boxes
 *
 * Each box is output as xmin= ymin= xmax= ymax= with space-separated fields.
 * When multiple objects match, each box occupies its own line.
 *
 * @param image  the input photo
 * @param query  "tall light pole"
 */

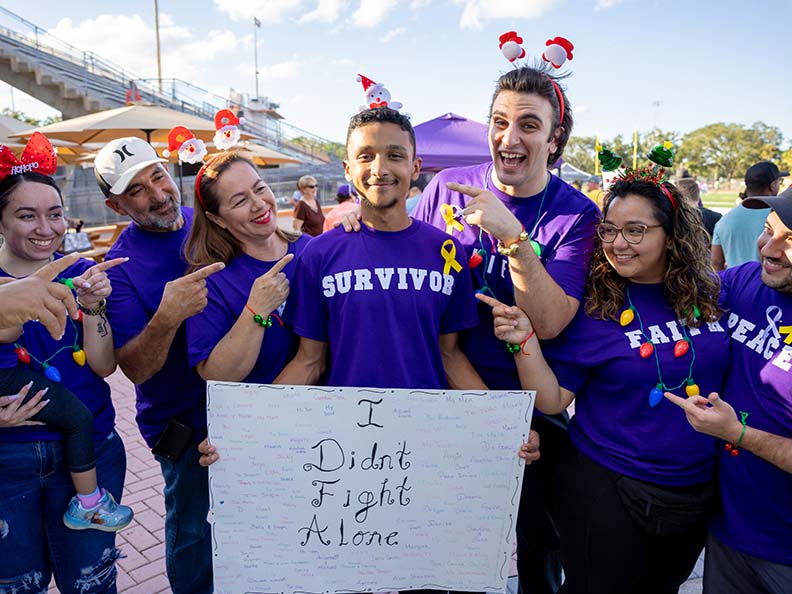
xmin=154 ymin=0 xmax=163 ymax=94
xmin=253 ymin=17 xmax=261 ymax=100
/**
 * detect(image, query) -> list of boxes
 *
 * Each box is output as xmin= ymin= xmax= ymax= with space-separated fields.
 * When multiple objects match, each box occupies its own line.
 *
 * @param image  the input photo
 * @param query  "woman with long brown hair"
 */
xmin=184 ymin=151 xmax=309 ymax=384
xmin=479 ymin=168 xmax=729 ymax=593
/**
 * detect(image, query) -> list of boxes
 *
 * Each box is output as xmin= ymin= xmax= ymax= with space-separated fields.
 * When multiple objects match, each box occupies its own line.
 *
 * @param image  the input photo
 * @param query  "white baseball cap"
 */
xmin=94 ymin=137 xmax=168 ymax=197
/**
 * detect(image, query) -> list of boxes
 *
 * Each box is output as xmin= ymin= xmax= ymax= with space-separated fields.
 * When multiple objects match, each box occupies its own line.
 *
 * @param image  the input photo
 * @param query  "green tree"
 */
xmin=291 ymin=136 xmax=345 ymax=160
xmin=746 ymin=122 xmax=783 ymax=162
xmin=563 ymin=136 xmax=597 ymax=173
xmin=679 ymin=123 xmax=749 ymax=180
xmin=1 ymin=108 xmax=40 ymax=126
xmin=781 ymin=147 xmax=792 ymax=174
xmin=678 ymin=122 xmax=784 ymax=180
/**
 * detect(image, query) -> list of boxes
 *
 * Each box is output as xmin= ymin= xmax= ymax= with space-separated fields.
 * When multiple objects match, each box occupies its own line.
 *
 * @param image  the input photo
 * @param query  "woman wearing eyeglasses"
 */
xmin=292 ymin=175 xmax=325 ymax=236
xmin=479 ymin=175 xmax=728 ymax=594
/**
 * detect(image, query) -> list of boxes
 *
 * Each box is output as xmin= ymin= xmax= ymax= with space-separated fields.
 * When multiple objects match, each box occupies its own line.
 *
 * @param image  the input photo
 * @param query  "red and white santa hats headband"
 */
xmin=162 ymin=126 xmax=208 ymax=164
xmin=356 ymin=73 xmax=404 ymax=112
xmin=498 ymin=31 xmax=574 ymax=124
xmin=213 ymin=109 xmax=245 ymax=150
xmin=186 ymin=108 xmax=247 ymax=208
xmin=0 ymin=132 xmax=58 ymax=182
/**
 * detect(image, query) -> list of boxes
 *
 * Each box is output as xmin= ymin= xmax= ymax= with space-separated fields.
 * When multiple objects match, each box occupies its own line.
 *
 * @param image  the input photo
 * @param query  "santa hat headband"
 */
xmin=355 ymin=73 xmax=404 ymax=112
xmin=497 ymin=31 xmax=575 ymax=125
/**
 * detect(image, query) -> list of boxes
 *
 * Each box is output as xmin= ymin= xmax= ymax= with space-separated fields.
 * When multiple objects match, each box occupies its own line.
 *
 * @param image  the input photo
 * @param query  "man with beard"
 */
xmin=666 ymin=189 xmax=792 ymax=594
xmin=94 ymin=138 xmax=223 ymax=594
xmin=411 ymin=66 xmax=600 ymax=593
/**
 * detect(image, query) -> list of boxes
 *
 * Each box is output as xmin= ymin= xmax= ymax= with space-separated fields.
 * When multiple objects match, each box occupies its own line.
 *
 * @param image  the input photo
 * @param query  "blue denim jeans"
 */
xmin=0 ymin=430 xmax=126 ymax=594
xmin=156 ymin=444 xmax=212 ymax=594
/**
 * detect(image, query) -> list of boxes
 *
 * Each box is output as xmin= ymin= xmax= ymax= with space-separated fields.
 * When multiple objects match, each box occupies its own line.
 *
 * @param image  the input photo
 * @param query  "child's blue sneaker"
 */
xmin=63 ymin=489 xmax=133 ymax=532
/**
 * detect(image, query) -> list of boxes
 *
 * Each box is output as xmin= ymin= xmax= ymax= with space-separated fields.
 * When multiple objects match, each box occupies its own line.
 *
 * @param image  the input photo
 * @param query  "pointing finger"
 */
xmin=663 ymin=391 xmax=689 ymax=409
xmin=266 ymin=253 xmax=294 ymax=276
xmin=90 ymin=257 xmax=129 ymax=274
xmin=34 ymin=253 xmax=80 ymax=281
xmin=184 ymin=262 xmax=226 ymax=282
xmin=475 ymin=293 xmax=506 ymax=309
xmin=446 ymin=182 xmax=484 ymax=198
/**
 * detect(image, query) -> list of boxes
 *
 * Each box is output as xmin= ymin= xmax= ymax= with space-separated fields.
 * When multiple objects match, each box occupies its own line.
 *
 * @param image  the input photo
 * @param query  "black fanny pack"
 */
xmin=615 ymin=475 xmax=715 ymax=538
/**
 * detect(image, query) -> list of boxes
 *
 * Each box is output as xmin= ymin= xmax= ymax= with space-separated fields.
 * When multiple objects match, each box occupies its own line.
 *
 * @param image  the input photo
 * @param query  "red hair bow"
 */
xmin=0 ymin=132 xmax=58 ymax=182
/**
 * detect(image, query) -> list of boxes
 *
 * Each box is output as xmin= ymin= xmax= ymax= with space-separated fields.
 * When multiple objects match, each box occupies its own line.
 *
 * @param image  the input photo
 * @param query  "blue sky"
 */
xmin=1 ymin=0 xmax=790 ymax=147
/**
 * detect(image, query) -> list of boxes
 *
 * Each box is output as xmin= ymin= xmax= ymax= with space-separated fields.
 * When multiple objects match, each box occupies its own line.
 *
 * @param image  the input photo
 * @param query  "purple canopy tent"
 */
xmin=414 ymin=112 xmax=490 ymax=173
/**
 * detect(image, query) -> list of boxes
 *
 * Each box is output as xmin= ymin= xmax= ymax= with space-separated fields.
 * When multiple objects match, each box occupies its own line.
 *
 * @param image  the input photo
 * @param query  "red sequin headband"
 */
xmin=0 ymin=132 xmax=58 ymax=181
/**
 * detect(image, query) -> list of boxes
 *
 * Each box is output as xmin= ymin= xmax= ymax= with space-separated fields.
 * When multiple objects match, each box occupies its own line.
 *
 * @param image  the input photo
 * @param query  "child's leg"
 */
xmin=1 ymin=368 xmax=98 ymax=489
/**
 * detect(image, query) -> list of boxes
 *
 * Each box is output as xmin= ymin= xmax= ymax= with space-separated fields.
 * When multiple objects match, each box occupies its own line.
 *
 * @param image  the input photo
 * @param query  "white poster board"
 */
xmin=207 ymin=382 xmax=534 ymax=594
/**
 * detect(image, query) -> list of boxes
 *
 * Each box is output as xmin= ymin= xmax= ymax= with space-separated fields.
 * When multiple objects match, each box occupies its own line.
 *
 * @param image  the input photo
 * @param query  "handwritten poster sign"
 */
xmin=207 ymin=382 xmax=534 ymax=594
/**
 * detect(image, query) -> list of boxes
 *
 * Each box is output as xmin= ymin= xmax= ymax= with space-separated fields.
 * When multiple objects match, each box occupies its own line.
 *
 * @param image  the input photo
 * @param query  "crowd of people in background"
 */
xmin=0 ymin=61 xmax=790 ymax=594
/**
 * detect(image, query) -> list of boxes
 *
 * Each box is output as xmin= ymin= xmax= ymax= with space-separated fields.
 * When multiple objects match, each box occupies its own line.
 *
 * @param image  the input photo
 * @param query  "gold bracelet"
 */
xmin=77 ymin=298 xmax=107 ymax=316
xmin=496 ymin=229 xmax=530 ymax=257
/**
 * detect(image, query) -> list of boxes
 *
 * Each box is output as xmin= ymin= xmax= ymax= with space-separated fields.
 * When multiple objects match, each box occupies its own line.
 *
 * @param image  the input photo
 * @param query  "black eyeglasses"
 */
xmin=596 ymin=223 xmax=663 ymax=244
xmin=303 ymin=184 xmax=318 ymax=189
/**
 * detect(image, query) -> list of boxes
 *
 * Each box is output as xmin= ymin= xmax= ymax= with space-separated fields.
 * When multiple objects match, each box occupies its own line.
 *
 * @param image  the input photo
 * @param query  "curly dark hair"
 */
xmin=585 ymin=179 xmax=722 ymax=327
xmin=489 ymin=65 xmax=573 ymax=166
xmin=346 ymin=107 xmax=415 ymax=158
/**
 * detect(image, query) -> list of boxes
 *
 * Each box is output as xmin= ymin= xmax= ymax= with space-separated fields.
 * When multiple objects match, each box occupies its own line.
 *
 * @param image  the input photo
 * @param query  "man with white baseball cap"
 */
xmin=94 ymin=137 xmax=223 ymax=594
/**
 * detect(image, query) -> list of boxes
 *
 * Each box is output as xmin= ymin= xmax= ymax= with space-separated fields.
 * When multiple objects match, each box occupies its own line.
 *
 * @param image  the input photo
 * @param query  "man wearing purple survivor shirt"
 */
xmin=280 ymin=107 xmax=485 ymax=392
xmin=412 ymin=66 xmax=600 ymax=593
xmin=94 ymin=138 xmax=224 ymax=594
xmin=667 ymin=190 xmax=792 ymax=594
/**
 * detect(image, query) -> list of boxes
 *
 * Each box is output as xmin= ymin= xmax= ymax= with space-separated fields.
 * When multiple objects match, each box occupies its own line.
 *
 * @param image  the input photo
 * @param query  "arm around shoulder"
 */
xmin=439 ymin=332 xmax=487 ymax=390
xmin=274 ymin=337 xmax=328 ymax=386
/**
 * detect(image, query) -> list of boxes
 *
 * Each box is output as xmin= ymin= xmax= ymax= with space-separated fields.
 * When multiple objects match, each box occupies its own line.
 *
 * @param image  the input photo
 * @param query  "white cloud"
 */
xmin=331 ymin=58 xmax=354 ymax=66
xmin=298 ymin=0 xmax=346 ymax=23
xmin=381 ymin=27 xmax=406 ymax=43
xmin=410 ymin=0 xmax=432 ymax=9
xmin=213 ymin=0 xmax=303 ymax=24
xmin=596 ymin=0 xmax=625 ymax=9
xmin=350 ymin=0 xmax=398 ymax=28
xmin=453 ymin=0 xmax=558 ymax=30
xmin=49 ymin=14 xmax=240 ymax=89
xmin=260 ymin=59 xmax=300 ymax=81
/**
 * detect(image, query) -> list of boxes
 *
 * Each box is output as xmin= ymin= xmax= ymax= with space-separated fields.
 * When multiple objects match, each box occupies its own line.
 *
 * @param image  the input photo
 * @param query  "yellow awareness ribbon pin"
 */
xmin=440 ymin=239 xmax=463 ymax=275
xmin=780 ymin=325 xmax=792 ymax=345
xmin=440 ymin=204 xmax=464 ymax=235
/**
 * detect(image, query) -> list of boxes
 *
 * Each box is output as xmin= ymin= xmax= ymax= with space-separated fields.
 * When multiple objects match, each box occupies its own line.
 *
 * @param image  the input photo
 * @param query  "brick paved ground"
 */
xmin=48 ymin=369 xmax=704 ymax=594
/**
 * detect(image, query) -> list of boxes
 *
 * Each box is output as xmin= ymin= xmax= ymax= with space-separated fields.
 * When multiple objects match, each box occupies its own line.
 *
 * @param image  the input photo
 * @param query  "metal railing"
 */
xmin=0 ymin=6 xmax=338 ymax=162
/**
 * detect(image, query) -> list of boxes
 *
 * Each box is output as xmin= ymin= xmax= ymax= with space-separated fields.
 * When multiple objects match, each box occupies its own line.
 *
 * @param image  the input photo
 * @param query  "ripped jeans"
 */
xmin=0 ymin=430 xmax=127 ymax=594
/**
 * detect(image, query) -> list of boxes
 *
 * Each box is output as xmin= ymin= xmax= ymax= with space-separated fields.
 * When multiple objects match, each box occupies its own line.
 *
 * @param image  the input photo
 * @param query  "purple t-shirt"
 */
xmin=0 ymin=255 xmax=115 ymax=443
xmin=187 ymin=236 xmax=310 ymax=383
xmin=413 ymin=163 xmax=600 ymax=388
xmin=0 ymin=342 xmax=17 ymax=368
xmin=710 ymin=263 xmax=792 ymax=564
xmin=284 ymin=221 xmax=478 ymax=389
xmin=543 ymin=282 xmax=729 ymax=486
xmin=105 ymin=207 xmax=206 ymax=447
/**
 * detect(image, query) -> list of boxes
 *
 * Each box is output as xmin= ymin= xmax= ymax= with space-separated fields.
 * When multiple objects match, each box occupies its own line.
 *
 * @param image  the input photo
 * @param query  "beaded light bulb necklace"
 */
xmin=14 ymin=316 xmax=86 ymax=382
xmin=621 ymin=286 xmax=699 ymax=407
xmin=467 ymin=171 xmax=549 ymax=350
